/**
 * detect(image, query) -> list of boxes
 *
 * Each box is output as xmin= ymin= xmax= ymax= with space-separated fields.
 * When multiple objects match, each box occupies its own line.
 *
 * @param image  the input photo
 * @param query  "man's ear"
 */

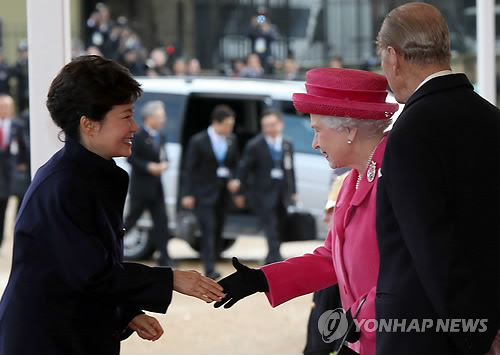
xmin=386 ymin=46 xmax=401 ymax=74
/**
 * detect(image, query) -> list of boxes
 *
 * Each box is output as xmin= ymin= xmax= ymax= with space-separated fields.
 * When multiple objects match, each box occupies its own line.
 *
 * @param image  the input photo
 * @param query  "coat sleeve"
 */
xmin=127 ymin=134 xmax=151 ymax=175
xmin=287 ymin=140 xmax=297 ymax=196
xmin=181 ymin=136 xmax=197 ymax=197
xmin=261 ymin=228 xmax=337 ymax=307
xmin=228 ymin=135 xmax=239 ymax=179
xmin=236 ymin=140 xmax=257 ymax=196
xmin=382 ymin=123 xmax=499 ymax=353
xmin=33 ymin=178 xmax=173 ymax=314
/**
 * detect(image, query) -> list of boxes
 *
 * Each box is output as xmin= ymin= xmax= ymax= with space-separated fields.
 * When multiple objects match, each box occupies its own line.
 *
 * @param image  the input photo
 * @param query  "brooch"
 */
xmin=367 ymin=161 xmax=377 ymax=183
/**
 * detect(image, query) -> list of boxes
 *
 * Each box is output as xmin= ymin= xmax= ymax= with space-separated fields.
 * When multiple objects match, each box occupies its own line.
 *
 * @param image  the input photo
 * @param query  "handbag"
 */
xmin=282 ymin=143 xmax=317 ymax=242
xmin=332 ymin=296 xmax=367 ymax=355
xmin=283 ymin=205 xmax=317 ymax=241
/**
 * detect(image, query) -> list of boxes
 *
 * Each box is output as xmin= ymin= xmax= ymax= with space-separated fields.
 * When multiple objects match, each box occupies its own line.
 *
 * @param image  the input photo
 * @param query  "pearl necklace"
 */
xmin=355 ymin=136 xmax=386 ymax=190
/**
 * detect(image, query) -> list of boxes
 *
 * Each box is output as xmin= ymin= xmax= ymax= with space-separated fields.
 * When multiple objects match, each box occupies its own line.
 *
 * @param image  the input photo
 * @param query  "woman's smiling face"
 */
xmin=87 ymin=103 xmax=138 ymax=160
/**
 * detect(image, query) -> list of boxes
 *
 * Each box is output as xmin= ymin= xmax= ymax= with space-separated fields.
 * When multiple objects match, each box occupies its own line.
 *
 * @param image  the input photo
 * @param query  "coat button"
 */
xmin=120 ymin=228 xmax=126 ymax=237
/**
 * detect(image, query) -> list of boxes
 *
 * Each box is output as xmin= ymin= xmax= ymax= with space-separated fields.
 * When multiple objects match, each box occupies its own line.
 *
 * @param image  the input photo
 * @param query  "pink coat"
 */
xmin=262 ymin=136 xmax=387 ymax=355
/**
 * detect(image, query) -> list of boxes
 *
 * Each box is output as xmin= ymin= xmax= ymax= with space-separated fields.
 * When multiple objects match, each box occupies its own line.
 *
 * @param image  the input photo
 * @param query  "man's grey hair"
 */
xmin=141 ymin=100 xmax=165 ymax=120
xmin=376 ymin=2 xmax=451 ymax=66
xmin=321 ymin=115 xmax=392 ymax=137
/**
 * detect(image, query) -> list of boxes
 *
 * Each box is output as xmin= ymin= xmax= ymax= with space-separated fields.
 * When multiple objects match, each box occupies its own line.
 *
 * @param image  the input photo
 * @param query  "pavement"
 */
xmin=0 ymin=197 xmax=326 ymax=355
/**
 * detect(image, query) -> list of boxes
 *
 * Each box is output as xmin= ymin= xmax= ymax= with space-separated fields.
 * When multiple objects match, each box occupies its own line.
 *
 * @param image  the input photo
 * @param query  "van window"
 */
xmin=278 ymin=100 xmax=320 ymax=155
xmin=134 ymin=92 xmax=186 ymax=143
xmin=181 ymin=94 xmax=266 ymax=152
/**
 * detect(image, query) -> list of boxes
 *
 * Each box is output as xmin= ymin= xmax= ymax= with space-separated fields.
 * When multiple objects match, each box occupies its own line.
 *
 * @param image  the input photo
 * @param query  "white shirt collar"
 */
xmin=264 ymin=134 xmax=282 ymax=150
xmin=415 ymin=70 xmax=454 ymax=92
xmin=143 ymin=125 xmax=158 ymax=136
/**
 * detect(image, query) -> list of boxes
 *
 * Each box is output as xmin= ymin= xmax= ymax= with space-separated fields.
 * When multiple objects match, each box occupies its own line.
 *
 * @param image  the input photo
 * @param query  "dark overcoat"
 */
xmin=0 ymin=138 xmax=173 ymax=355
xmin=181 ymin=130 xmax=239 ymax=206
xmin=236 ymin=134 xmax=296 ymax=210
xmin=0 ymin=119 xmax=28 ymax=199
xmin=376 ymin=74 xmax=500 ymax=354
xmin=128 ymin=127 xmax=168 ymax=200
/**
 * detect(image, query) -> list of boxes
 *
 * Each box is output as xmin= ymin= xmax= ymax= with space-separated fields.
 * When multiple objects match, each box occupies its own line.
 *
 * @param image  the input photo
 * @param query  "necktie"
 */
xmin=268 ymin=140 xmax=282 ymax=163
xmin=153 ymin=133 xmax=161 ymax=147
xmin=214 ymin=138 xmax=227 ymax=163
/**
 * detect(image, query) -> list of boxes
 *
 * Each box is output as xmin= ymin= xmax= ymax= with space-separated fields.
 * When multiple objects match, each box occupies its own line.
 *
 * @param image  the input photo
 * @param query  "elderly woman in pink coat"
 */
xmin=215 ymin=68 xmax=398 ymax=354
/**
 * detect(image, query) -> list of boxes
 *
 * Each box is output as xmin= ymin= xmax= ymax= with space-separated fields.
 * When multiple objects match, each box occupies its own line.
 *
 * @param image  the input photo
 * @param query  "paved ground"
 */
xmin=0 ymin=197 xmax=325 ymax=355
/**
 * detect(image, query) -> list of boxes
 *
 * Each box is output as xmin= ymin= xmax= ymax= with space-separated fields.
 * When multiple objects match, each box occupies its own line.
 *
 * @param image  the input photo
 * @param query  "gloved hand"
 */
xmin=214 ymin=257 xmax=269 ymax=309
xmin=345 ymin=308 xmax=361 ymax=343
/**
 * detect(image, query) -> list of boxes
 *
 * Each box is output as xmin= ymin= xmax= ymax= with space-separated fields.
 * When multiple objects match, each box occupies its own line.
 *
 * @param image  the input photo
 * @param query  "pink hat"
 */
xmin=292 ymin=68 xmax=399 ymax=120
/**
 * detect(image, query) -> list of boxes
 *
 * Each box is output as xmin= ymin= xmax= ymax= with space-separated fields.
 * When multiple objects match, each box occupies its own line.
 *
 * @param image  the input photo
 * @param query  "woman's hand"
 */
xmin=128 ymin=314 xmax=164 ymax=341
xmin=173 ymin=269 xmax=225 ymax=303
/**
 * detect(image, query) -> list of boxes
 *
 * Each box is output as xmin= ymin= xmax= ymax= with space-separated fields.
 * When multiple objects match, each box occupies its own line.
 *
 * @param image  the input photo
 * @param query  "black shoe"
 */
xmin=206 ymin=271 xmax=221 ymax=280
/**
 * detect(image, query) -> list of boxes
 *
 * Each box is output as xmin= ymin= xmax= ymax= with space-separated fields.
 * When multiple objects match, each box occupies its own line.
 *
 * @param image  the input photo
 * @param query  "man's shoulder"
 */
xmin=191 ymin=130 xmax=208 ymax=144
xmin=245 ymin=134 xmax=265 ymax=149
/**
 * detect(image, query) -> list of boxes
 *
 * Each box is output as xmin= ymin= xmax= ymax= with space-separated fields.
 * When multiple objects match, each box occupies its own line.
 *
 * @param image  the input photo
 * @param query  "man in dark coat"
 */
xmin=181 ymin=105 xmax=239 ymax=279
xmin=0 ymin=94 xmax=28 ymax=249
xmin=234 ymin=110 xmax=296 ymax=264
xmin=375 ymin=3 xmax=500 ymax=354
xmin=124 ymin=100 xmax=173 ymax=266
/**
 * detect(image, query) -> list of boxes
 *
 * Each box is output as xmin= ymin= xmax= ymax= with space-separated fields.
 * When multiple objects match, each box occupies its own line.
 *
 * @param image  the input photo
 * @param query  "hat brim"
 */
xmin=293 ymin=93 xmax=399 ymax=120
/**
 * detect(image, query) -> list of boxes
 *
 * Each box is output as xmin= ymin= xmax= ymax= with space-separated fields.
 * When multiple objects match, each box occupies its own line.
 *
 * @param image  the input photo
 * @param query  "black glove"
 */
xmin=214 ymin=257 xmax=269 ymax=309
xmin=345 ymin=308 xmax=361 ymax=343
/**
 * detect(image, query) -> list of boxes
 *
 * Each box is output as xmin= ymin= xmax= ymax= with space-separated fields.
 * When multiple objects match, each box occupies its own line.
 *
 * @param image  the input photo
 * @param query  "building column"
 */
xmin=27 ymin=0 xmax=71 ymax=175
xmin=477 ymin=0 xmax=496 ymax=105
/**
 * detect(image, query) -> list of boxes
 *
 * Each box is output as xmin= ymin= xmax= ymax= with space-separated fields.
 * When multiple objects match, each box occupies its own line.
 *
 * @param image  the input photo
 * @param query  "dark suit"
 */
xmin=0 ymin=118 xmax=28 ymax=247
xmin=182 ymin=130 xmax=239 ymax=274
xmin=237 ymin=134 xmax=296 ymax=262
xmin=0 ymin=137 xmax=173 ymax=355
xmin=376 ymin=74 xmax=500 ymax=354
xmin=124 ymin=127 xmax=170 ymax=262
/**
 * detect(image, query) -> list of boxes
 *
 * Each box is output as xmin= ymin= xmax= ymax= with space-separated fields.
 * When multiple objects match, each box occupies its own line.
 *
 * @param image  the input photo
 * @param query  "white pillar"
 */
xmin=27 ymin=0 xmax=71 ymax=175
xmin=477 ymin=0 xmax=497 ymax=106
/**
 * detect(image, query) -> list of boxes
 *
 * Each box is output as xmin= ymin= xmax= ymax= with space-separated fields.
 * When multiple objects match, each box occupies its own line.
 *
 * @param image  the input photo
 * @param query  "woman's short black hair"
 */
xmin=46 ymin=55 xmax=143 ymax=141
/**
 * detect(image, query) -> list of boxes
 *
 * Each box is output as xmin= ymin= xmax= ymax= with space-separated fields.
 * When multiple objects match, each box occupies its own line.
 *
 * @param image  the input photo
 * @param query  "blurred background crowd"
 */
xmin=0 ymin=0 xmax=498 ymax=106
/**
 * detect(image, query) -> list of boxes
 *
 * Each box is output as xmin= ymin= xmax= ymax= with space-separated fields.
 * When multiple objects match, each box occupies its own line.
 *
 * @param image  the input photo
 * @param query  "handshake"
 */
xmin=131 ymin=258 xmax=268 ymax=342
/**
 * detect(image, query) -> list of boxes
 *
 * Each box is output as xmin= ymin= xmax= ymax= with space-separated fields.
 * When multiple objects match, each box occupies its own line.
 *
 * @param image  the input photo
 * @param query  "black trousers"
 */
xmin=0 ymin=198 xmax=8 ymax=247
xmin=195 ymin=190 xmax=227 ymax=275
xmin=256 ymin=201 xmax=287 ymax=261
xmin=124 ymin=192 xmax=170 ymax=258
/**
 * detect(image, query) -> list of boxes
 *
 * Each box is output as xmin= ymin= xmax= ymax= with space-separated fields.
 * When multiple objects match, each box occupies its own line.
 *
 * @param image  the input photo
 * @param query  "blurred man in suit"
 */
xmin=0 ymin=94 xmax=28 ymax=249
xmin=233 ymin=109 xmax=296 ymax=264
xmin=123 ymin=101 xmax=173 ymax=266
xmin=181 ymin=105 xmax=239 ymax=279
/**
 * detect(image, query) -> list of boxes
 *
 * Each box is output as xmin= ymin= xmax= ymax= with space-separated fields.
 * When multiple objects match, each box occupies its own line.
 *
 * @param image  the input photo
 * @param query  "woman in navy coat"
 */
xmin=0 ymin=55 xmax=224 ymax=355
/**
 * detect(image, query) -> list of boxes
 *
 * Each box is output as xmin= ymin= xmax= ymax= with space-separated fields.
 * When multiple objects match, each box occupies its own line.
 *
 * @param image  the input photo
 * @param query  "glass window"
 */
xmin=282 ymin=113 xmax=320 ymax=155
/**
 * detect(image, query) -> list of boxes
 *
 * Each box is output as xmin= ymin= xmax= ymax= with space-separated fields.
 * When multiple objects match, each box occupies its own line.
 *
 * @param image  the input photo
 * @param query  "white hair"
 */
xmin=141 ymin=100 xmax=165 ymax=120
xmin=321 ymin=115 xmax=392 ymax=137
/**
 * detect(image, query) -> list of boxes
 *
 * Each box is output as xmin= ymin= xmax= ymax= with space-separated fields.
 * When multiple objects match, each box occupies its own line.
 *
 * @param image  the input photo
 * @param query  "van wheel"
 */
xmin=187 ymin=237 xmax=236 ymax=258
xmin=123 ymin=226 xmax=155 ymax=261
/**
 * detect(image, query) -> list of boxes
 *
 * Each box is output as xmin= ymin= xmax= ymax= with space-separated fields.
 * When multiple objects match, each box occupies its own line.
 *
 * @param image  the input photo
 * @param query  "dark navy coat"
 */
xmin=236 ymin=134 xmax=296 ymax=210
xmin=128 ymin=128 xmax=168 ymax=200
xmin=376 ymin=74 xmax=500 ymax=354
xmin=181 ymin=130 xmax=239 ymax=206
xmin=0 ymin=137 xmax=173 ymax=355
